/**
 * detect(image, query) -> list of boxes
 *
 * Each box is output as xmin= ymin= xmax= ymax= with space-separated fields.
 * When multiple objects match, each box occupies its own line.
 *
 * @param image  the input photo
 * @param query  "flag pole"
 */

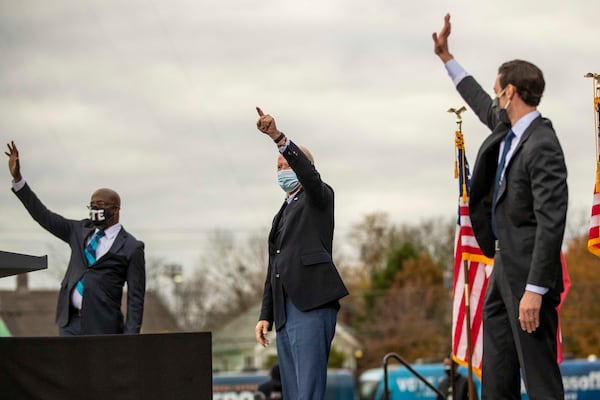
xmin=448 ymin=106 xmax=476 ymax=400
xmin=584 ymin=73 xmax=600 ymax=192
xmin=585 ymin=73 xmax=600 ymax=257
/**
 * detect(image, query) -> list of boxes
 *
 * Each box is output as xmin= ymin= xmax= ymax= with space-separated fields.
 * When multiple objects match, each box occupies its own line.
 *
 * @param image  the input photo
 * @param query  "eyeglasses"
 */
xmin=86 ymin=202 xmax=118 ymax=210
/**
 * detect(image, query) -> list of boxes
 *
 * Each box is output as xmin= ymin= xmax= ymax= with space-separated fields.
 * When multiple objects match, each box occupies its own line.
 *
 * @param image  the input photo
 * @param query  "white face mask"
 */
xmin=277 ymin=169 xmax=300 ymax=193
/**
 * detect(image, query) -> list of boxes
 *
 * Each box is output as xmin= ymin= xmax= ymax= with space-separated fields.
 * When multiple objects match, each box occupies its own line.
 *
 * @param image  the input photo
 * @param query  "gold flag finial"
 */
xmin=447 ymin=106 xmax=467 ymax=121
xmin=448 ymin=106 xmax=467 ymax=132
xmin=449 ymin=106 xmax=469 ymax=202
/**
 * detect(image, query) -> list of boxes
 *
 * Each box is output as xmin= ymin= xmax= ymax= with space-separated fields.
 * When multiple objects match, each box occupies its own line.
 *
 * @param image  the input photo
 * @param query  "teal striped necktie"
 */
xmin=76 ymin=230 xmax=105 ymax=297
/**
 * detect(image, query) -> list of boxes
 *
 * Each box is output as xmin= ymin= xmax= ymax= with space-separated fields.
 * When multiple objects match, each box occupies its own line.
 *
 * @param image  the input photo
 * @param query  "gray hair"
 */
xmin=298 ymin=145 xmax=315 ymax=165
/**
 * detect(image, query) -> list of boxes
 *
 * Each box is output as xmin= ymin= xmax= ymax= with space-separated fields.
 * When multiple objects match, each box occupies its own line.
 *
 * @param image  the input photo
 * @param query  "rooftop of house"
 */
xmin=0 ymin=273 xmax=181 ymax=336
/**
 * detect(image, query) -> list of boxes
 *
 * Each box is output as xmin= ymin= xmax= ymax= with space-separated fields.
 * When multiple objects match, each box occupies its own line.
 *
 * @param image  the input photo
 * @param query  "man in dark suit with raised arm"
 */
xmin=5 ymin=141 xmax=145 ymax=336
xmin=433 ymin=14 xmax=568 ymax=400
xmin=253 ymin=108 xmax=348 ymax=400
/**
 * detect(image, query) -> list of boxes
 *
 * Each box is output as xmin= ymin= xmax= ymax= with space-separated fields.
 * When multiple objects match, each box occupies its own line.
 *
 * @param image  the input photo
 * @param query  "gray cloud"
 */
xmin=0 ymin=0 xmax=597 ymax=285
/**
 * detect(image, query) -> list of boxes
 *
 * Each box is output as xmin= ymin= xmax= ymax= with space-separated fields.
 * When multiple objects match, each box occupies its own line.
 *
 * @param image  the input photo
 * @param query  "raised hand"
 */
xmin=4 ymin=141 xmax=22 ymax=182
xmin=256 ymin=106 xmax=282 ymax=140
xmin=432 ymin=13 xmax=453 ymax=63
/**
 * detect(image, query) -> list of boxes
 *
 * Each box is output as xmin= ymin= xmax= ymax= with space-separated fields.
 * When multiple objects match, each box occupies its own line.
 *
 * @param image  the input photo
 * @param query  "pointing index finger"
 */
xmin=256 ymin=107 xmax=265 ymax=117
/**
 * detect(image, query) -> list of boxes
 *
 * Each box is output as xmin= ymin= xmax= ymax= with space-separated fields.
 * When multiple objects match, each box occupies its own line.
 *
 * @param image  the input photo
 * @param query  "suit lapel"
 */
xmin=269 ymin=201 xmax=288 ymax=246
xmin=82 ymin=227 xmax=95 ymax=246
xmin=471 ymin=128 xmax=508 ymax=200
xmin=95 ymin=227 xmax=127 ymax=265
xmin=505 ymin=116 xmax=539 ymax=168
xmin=496 ymin=116 xmax=541 ymax=201
xmin=288 ymin=189 xmax=303 ymax=207
xmin=80 ymin=226 xmax=96 ymax=264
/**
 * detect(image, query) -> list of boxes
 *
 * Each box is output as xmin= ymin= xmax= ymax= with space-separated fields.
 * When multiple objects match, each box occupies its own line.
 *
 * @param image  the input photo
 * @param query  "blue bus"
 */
xmin=213 ymin=369 xmax=356 ymax=400
xmin=358 ymin=359 xmax=600 ymax=400
xmin=358 ymin=362 xmax=479 ymax=400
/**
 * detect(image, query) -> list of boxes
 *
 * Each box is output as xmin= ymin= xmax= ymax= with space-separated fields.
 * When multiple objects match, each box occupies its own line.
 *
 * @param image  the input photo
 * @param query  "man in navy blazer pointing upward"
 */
xmin=254 ymin=108 xmax=348 ymax=400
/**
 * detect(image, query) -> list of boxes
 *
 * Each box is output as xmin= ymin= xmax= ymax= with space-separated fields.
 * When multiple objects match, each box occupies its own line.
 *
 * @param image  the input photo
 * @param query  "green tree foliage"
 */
xmin=341 ymin=211 xmax=599 ymax=373
xmin=343 ymin=212 xmax=455 ymax=370
xmin=371 ymin=242 xmax=419 ymax=292
xmin=365 ymin=254 xmax=450 ymax=364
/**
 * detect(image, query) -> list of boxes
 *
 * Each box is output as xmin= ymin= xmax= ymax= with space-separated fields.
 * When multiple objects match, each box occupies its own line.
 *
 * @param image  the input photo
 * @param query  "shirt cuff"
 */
xmin=12 ymin=179 xmax=26 ymax=192
xmin=445 ymin=59 xmax=470 ymax=87
xmin=278 ymin=138 xmax=290 ymax=153
xmin=526 ymin=284 xmax=549 ymax=295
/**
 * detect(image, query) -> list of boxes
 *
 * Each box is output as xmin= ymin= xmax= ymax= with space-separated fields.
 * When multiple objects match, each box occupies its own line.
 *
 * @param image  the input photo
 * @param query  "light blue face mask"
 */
xmin=277 ymin=169 xmax=300 ymax=193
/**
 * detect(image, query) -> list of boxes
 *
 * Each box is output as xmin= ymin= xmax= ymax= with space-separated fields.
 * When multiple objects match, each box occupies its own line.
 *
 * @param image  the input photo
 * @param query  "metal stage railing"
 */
xmin=382 ymin=352 xmax=445 ymax=400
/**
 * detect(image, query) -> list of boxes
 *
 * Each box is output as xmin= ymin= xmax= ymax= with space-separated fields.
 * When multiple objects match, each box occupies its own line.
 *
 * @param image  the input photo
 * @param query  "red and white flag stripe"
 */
xmin=452 ymin=199 xmax=493 ymax=378
xmin=588 ymin=182 xmax=600 ymax=257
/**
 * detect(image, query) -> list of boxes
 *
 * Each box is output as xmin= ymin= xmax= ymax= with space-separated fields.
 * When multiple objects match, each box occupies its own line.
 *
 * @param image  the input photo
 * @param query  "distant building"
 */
xmin=0 ymin=272 xmax=181 ymax=336
xmin=212 ymin=302 xmax=362 ymax=373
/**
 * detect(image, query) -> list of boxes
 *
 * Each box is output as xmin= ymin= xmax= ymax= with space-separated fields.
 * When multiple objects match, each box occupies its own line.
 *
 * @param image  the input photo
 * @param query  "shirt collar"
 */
xmin=96 ymin=223 xmax=122 ymax=239
xmin=285 ymin=187 xmax=302 ymax=204
xmin=511 ymin=110 xmax=540 ymax=140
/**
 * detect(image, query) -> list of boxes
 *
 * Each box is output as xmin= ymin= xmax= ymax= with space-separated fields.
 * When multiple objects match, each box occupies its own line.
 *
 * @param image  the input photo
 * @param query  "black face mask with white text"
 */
xmin=89 ymin=206 xmax=112 ymax=227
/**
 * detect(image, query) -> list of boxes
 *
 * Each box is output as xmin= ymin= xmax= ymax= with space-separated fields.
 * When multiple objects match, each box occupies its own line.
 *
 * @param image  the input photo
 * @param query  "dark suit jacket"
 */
xmin=457 ymin=76 xmax=567 ymax=299
xmin=259 ymin=141 xmax=349 ymax=330
xmin=13 ymin=183 xmax=146 ymax=334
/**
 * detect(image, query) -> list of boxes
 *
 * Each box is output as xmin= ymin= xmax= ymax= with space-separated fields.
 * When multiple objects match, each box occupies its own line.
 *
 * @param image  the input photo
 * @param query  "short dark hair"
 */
xmin=498 ymin=60 xmax=545 ymax=107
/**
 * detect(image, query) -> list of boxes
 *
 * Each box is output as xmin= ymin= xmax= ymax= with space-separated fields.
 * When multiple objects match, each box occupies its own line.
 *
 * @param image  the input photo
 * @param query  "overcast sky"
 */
xmin=0 ymin=0 xmax=597 ymax=287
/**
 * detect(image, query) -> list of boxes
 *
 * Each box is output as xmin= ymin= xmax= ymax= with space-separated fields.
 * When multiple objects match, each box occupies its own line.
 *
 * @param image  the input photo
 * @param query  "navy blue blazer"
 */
xmin=259 ymin=141 xmax=349 ymax=330
xmin=13 ymin=183 xmax=146 ymax=334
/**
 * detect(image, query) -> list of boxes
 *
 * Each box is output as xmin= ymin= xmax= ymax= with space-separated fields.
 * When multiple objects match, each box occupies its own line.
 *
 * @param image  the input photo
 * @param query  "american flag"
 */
xmin=588 ymin=86 xmax=600 ymax=257
xmin=452 ymin=133 xmax=493 ymax=378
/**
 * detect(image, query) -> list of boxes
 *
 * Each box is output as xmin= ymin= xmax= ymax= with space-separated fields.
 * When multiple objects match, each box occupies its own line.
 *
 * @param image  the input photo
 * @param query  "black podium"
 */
xmin=0 ymin=252 xmax=213 ymax=399
xmin=0 ymin=250 xmax=47 ymax=278
xmin=0 ymin=332 xmax=213 ymax=400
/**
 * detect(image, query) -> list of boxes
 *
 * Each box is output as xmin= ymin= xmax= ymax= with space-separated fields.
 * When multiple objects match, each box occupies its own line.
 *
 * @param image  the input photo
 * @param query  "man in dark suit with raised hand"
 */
xmin=5 ymin=141 xmax=145 ymax=336
xmin=254 ymin=107 xmax=348 ymax=400
xmin=433 ymin=14 xmax=568 ymax=399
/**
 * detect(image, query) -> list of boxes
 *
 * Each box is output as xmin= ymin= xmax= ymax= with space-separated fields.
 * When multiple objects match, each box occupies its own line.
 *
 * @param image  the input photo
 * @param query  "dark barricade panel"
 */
xmin=0 ymin=332 xmax=212 ymax=400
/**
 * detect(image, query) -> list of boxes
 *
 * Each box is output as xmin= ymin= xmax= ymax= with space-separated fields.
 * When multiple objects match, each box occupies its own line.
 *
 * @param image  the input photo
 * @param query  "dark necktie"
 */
xmin=491 ymin=130 xmax=515 ymax=237
xmin=75 ymin=230 xmax=105 ymax=300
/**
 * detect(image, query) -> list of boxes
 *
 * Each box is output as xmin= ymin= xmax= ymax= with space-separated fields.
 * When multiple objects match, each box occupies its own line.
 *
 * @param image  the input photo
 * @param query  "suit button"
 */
xmin=276 ymin=274 xmax=280 ymax=278
xmin=276 ymin=249 xmax=281 ymax=254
